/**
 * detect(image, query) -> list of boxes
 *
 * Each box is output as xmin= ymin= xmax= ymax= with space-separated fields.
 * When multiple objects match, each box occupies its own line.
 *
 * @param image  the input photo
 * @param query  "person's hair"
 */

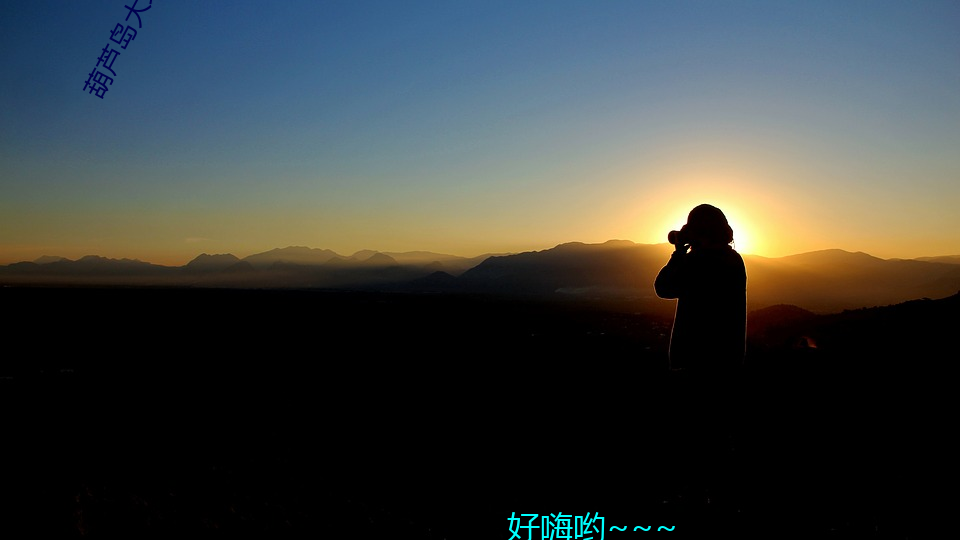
xmin=685 ymin=204 xmax=734 ymax=246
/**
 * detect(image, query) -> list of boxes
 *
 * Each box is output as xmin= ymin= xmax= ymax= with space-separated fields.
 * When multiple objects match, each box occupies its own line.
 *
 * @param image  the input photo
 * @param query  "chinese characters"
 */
xmin=508 ymin=513 xmax=674 ymax=540
xmin=83 ymin=0 xmax=153 ymax=99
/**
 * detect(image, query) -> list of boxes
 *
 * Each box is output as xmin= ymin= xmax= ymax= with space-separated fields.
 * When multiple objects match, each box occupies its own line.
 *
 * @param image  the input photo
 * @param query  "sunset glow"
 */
xmin=2 ymin=1 xmax=959 ymax=265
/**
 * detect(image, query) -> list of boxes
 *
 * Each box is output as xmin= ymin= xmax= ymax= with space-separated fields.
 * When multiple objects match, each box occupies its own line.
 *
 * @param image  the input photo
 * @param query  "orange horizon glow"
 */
xmin=3 ymin=3 xmax=960 ymax=270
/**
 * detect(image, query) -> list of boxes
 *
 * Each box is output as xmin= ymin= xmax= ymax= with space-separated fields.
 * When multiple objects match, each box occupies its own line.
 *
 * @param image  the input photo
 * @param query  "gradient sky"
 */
xmin=2 ymin=0 xmax=959 ymax=265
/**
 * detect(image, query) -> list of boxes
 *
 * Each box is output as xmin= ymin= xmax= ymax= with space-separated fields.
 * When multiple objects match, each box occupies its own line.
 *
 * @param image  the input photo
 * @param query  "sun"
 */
xmin=721 ymin=215 xmax=749 ymax=254
xmin=653 ymin=202 xmax=759 ymax=255
xmin=719 ymin=205 xmax=764 ymax=255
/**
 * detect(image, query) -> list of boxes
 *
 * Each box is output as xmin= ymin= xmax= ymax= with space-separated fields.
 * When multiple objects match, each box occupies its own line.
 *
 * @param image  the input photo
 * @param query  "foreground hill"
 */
xmin=1 ymin=286 xmax=951 ymax=537
xmin=746 ymin=291 xmax=959 ymax=371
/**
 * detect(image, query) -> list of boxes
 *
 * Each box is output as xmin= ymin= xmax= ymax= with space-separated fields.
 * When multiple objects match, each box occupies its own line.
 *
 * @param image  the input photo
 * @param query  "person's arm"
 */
xmin=654 ymin=245 xmax=689 ymax=299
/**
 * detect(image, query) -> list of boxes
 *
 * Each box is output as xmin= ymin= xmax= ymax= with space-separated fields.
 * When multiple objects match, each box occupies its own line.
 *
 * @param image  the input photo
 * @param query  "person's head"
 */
xmin=682 ymin=204 xmax=734 ymax=248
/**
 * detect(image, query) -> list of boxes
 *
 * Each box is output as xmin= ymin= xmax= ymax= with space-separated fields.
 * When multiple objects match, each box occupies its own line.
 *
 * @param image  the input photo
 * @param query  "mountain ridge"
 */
xmin=4 ymin=241 xmax=959 ymax=313
xmin=16 ymin=242 xmax=960 ymax=270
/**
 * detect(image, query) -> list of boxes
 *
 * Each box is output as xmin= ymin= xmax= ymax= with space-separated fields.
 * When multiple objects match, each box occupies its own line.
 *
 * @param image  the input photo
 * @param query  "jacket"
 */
xmin=654 ymin=245 xmax=746 ymax=372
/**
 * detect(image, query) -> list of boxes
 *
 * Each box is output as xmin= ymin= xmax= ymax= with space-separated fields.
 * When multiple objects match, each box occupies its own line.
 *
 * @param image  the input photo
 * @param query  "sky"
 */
xmin=2 ymin=0 xmax=959 ymax=266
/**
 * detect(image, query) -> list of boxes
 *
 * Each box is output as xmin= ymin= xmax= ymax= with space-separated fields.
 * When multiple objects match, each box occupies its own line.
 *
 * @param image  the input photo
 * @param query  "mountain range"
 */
xmin=3 ymin=241 xmax=959 ymax=313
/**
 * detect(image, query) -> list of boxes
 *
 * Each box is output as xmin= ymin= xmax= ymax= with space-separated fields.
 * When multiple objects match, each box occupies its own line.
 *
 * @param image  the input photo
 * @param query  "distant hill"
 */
xmin=450 ymin=242 xmax=960 ymax=312
xmin=323 ymin=251 xmax=399 ymax=268
xmin=913 ymin=254 xmax=960 ymax=265
xmin=242 ymin=246 xmax=342 ymax=269
xmin=457 ymin=239 xmax=673 ymax=296
xmin=381 ymin=251 xmax=499 ymax=275
xmin=2 ymin=242 xmax=959 ymax=313
xmin=743 ymin=249 xmax=960 ymax=312
xmin=0 ymin=247 xmax=499 ymax=288
xmin=33 ymin=255 xmax=68 ymax=264
xmin=184 ymin=253 xmax=241 ymax=273
xmin=0 ymin=255 xmax=179 ymax=285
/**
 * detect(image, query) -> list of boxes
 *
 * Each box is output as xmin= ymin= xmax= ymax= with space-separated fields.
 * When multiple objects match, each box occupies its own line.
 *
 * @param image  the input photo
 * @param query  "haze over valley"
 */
xmin=4 ymin=240 xmax=958 ymax=314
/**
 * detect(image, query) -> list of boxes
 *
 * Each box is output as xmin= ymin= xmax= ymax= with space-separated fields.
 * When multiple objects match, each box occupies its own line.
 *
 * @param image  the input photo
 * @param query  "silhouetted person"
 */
xmin=654 ymin=203 xmax=747 ymax=517
xmin=655 ymin=203 xmax=746 ymax=372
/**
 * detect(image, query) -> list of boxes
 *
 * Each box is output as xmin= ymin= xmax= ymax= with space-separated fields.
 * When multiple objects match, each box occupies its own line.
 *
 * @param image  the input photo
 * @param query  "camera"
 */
xmin=668 ymin=226 xmax=689 ymax=246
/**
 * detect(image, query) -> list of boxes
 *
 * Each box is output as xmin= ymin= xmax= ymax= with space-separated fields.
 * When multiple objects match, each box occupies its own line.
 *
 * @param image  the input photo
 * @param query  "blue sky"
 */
xmin=2 ymin=1 xmax=959 ymax=264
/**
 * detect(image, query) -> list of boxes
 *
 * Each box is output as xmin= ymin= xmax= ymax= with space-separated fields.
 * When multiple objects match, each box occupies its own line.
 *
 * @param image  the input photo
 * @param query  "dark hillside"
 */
xmin=1 ymin=286 xmax=949 ymax=537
